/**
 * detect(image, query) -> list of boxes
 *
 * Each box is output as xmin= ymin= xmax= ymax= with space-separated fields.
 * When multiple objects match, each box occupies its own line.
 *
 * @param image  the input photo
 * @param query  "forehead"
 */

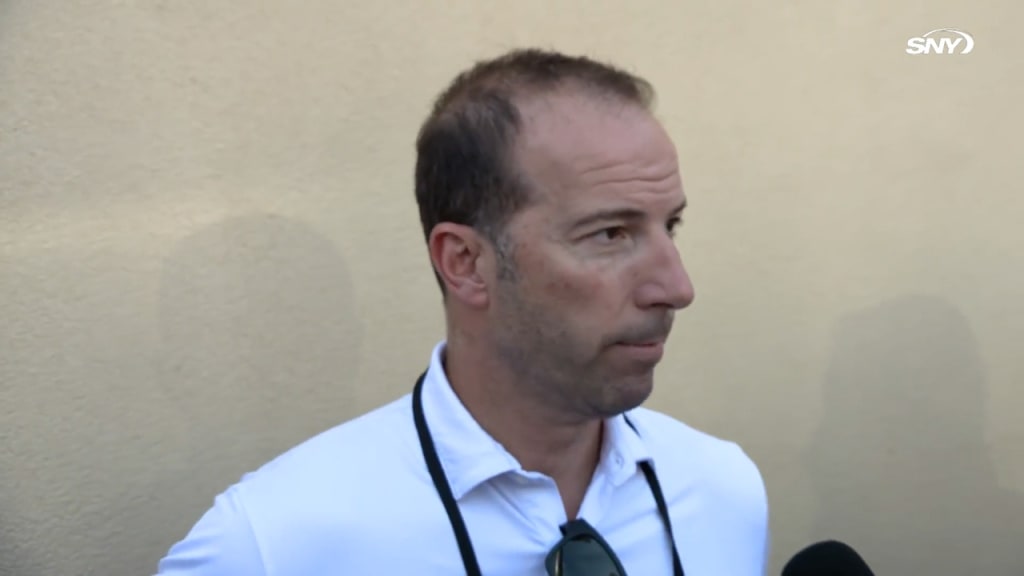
xmin=512 ymin=90 xmax=683 ymax=214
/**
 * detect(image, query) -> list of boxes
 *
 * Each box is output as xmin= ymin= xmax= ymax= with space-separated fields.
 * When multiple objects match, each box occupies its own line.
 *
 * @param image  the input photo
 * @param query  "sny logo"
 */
xmin=906 ymin=28 xmax=974 ymax=55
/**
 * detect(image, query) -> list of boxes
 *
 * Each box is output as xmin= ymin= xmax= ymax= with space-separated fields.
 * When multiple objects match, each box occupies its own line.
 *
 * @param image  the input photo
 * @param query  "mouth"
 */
xmin=613 ymin=339 xmax=666 ymax=362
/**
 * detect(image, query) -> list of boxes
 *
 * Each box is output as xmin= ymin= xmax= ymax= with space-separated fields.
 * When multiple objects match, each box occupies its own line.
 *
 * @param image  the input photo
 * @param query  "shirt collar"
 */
xmin=420 ymin=340 xmax=654 ymax=499
xmin=602 ymin=405 xmax=653 ymax=487
xmin=420 ymin=341 xmax=520 ymax=499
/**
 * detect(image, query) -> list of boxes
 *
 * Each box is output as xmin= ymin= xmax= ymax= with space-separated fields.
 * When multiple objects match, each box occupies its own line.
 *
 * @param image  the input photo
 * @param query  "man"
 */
xmin=156 ymin=48 xmax=769 ymax=575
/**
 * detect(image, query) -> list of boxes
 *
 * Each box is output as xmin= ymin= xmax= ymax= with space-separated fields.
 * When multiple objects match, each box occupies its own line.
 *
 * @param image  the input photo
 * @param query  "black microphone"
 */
xmin=781 ymin=540 xmax=875 ymax=576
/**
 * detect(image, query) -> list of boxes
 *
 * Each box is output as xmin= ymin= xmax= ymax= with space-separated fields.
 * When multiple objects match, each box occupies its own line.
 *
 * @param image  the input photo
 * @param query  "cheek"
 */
xmin=536 ymin=269 xmax=617 ymax=334
xmin=541 ymin=275 xmax=602 ymax=303
xmin=514 ymin=244 xmax=623 ymax=321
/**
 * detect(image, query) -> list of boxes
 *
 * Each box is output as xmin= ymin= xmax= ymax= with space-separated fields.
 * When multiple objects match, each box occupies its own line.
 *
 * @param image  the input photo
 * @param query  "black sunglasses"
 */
xmin=544 ymin=518 xmax=629 ymax=576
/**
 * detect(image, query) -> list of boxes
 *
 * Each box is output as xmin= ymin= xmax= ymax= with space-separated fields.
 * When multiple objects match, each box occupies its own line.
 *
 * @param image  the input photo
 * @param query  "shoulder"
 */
xmin=238 ymin=392 xmax=430 ymax=528
xmin=156 ymin=393 xmax=425 ymax=575
xmin=156 ymin=484 xmax=266 ymax=575
xmin=625 ymin=407 xmax=770 ymax=573
xmin=626 ymin=406 xmax=767 ymax=510
xmin=246 ymin=392 xmax=419 ymax=488
xmin=626 ymin=406 xmax=754 ymax=460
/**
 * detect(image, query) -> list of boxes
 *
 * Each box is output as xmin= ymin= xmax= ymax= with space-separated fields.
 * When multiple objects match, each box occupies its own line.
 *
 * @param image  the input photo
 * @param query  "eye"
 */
xmin=666 ymin=217 xmax=683 ymax=237
xmin=594 ymin=226 xmax=629 ymax=243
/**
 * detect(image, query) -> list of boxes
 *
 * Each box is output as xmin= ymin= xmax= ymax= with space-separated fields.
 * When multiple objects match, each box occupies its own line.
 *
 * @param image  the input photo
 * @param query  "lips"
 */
xmin=617 ymin=334 xmax=667 ymax=347
xmin=614 ymin=318 xmax=673 ymax=349
xmin=614 ymin=340 xmax=666 ymax=362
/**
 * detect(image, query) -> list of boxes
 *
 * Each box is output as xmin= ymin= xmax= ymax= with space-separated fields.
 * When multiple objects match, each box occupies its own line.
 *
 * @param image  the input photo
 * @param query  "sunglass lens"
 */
xmin=558 ymin=535 xmax=622 ymax=576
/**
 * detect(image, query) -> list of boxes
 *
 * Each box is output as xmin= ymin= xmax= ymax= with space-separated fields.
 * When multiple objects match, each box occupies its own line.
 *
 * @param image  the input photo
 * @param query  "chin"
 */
xmin=602 ymin=374 xmax=655 ymax=415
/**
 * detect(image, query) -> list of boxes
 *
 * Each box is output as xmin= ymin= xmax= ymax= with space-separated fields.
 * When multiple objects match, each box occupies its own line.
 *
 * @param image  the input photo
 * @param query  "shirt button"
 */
xmin=614 ymin=454 xmax=624 ymax=467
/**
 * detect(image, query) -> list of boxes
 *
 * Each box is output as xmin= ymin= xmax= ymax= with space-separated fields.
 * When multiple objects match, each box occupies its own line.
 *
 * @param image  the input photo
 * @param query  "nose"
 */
xmin=634 ymin=234 xmax=694 ymax=311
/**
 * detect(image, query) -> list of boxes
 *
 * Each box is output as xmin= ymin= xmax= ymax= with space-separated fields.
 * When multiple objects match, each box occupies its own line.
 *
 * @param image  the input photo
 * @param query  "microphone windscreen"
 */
xmin=781 ymin=540 xmax=875 ymax=576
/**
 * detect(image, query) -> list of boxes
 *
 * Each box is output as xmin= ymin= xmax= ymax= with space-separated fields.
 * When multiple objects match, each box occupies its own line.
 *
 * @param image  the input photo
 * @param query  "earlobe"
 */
xmin=428 ymin=224 xmax=490 ymax=308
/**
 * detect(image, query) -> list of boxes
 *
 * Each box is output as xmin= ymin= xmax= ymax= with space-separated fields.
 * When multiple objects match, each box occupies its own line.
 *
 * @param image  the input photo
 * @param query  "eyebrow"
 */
xmin=568 ymin=198 xmax=688 ymax=232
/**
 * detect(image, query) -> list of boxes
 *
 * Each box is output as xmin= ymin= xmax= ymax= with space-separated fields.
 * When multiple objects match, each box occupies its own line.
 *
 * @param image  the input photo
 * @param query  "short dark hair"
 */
xmin=413 ymin=48 xmax=656 ymax=292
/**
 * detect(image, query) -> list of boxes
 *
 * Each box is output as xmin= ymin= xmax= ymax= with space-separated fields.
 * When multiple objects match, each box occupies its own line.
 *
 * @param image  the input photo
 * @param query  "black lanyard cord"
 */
xmin=412 ymin=372 xmax=483 ymax=576
xmin=639 ymin=460 xmax=686 ymax=576
xmin=412 ymin=372 xmax=685 ymax=576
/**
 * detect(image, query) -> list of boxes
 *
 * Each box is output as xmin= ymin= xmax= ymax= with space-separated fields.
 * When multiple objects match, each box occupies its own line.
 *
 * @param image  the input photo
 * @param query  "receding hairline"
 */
xmin=512 ymin=82 xmax=661 ymax=137
xmin=414 ymin=49 xmax=659 ymax=241
xmin=429 ymin=48 xmax=655 ymax=112
xmin=507 ymin=84 xmax=667 ymax=189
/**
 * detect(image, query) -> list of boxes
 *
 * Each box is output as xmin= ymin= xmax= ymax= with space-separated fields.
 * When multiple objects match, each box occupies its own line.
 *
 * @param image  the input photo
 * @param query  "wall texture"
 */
xmin=1 ymin=1 xmax=1021 ymax=574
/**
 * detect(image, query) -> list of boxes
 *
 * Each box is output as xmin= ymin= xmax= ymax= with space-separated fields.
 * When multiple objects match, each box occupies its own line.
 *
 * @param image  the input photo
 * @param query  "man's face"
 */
xmin=487 ymin=92 xmax=694 ymax=419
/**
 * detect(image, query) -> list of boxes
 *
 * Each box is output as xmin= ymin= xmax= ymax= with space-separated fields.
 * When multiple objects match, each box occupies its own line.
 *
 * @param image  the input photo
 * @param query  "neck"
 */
xmin=443 ymin=330 xmax=603 ymax=518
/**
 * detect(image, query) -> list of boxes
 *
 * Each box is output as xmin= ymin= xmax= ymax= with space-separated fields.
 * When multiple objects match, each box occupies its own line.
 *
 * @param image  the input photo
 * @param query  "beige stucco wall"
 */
xmin=1 ymin=1 xmax=1021 ymax=574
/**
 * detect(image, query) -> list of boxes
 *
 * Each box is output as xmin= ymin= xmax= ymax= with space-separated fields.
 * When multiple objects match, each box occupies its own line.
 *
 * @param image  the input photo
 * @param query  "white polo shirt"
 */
xmin=156 ymin=341 xmax=769 ymax=575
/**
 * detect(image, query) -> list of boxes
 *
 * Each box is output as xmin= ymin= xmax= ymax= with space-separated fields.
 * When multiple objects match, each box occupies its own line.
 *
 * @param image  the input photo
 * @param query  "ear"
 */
xmin=428 ymin=223 xmax=491 ymax=308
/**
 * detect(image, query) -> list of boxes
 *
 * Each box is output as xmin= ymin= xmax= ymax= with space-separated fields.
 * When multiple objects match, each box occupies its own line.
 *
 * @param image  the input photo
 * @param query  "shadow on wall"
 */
xmin=152 ymin=212 xmax=363 ymax=556
xmin=807 ymin=294 xmax=1023 ymax=574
